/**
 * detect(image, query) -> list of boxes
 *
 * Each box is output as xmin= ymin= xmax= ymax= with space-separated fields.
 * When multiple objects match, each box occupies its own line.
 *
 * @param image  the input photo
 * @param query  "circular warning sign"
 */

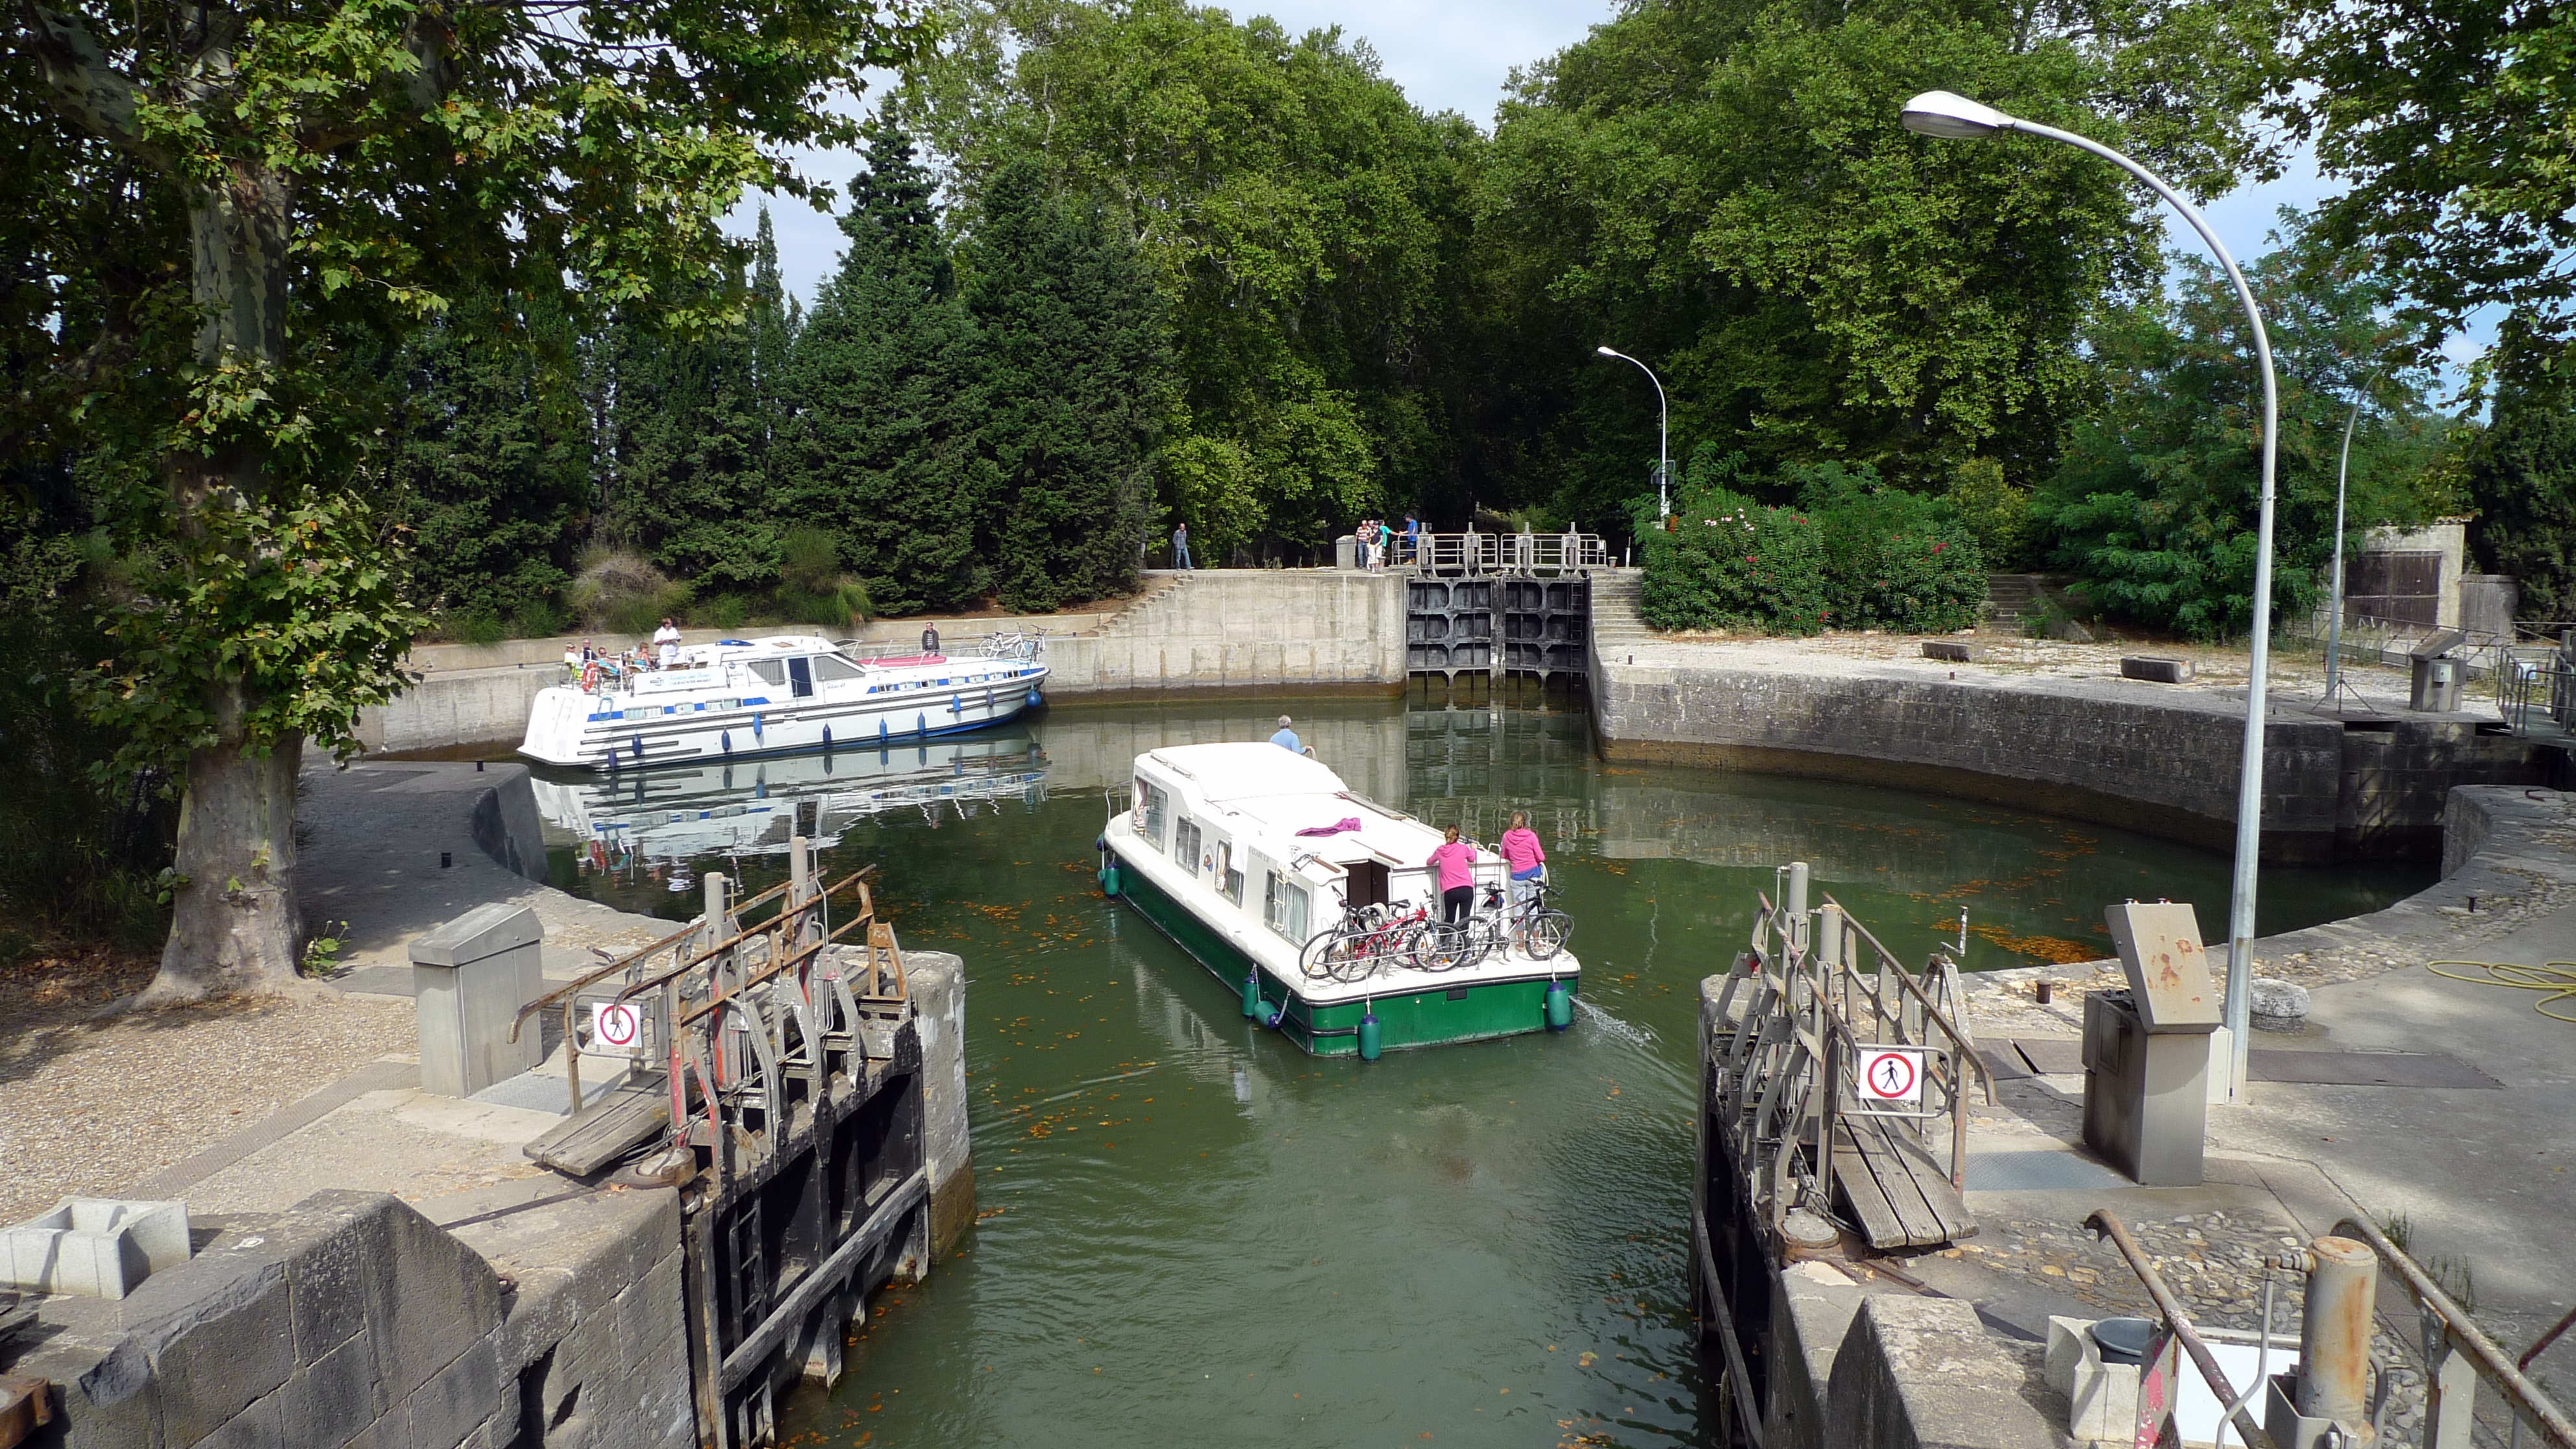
xmin=591 ymin=1001 xmax=643 ymax=1052
xmin=1858 ymin=1047 xmax=1923 ymax=1104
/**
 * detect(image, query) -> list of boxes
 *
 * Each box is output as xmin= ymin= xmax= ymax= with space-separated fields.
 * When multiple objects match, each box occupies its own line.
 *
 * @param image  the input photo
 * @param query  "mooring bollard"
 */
xmin=2297 ymin=1235 xmax=2379 ymax=1435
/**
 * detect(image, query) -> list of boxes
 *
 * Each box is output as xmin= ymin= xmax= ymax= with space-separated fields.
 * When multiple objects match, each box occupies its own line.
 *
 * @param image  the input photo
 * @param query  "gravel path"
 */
xmin=0 ymin=991 xmax=417 ymax=1224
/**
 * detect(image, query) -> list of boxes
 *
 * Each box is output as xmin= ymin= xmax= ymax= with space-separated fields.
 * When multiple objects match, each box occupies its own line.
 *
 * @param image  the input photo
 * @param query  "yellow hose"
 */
xmin=2425 ymin=960 xmax=2576 ymax=1024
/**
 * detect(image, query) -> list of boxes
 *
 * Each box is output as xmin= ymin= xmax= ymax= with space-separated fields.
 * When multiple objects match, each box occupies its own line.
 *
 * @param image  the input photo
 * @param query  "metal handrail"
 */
xmin=1820 ymin=893 xmax=1998 ymax=1106
xmin=2085 ymin=1208 xmax=2283 ymax=1449
xmin=2331 ymin=1215 xmax=2576 ymax=1449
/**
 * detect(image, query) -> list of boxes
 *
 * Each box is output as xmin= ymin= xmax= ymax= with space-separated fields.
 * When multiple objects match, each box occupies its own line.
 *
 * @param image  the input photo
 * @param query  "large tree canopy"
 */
xmin=3 ymin=0 xmax=923 ymax=998
xmin=900 ymin=0 xmax=1476 ymax=556
xmin=1469 ymin=0 xmax=2280 ymax=526
xmin=2272 ymin=0 xmax=2576 ymax=341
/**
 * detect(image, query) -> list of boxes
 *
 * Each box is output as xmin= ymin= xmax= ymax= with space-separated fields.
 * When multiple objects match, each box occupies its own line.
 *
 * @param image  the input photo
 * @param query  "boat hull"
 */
xmin=1108 ymin=839 xmax=1572 ymax=1056
xmin=519 ymin=665 xmax=1047 ymax=770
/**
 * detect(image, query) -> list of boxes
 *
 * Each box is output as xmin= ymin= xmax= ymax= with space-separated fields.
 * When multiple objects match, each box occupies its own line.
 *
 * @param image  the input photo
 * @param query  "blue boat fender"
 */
xmin=1026 ymin=686 xmax=1045 ymax=709
xmin=1544 ymin=978 xmax=1572 ymax=1031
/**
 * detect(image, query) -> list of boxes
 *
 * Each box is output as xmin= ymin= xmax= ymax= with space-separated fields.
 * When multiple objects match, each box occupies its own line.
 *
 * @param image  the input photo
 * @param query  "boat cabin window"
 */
xmin=811 ymin=654 xmax=864 ymax=682
xmin=1174 ymin=817 xmax=1204 ymax=880
xmin=1133 ymin=778 xmax=1169 ymax=850
xmin=1343 ymin=859 xmax=1390 ymax=910
xmin=745 ymin=659 xmax=787 ymax=687
xmin=1212 ymin=839 xmax=1245 ymax=905
xmin=1263 ymin=870 xmax=1309 ymax=943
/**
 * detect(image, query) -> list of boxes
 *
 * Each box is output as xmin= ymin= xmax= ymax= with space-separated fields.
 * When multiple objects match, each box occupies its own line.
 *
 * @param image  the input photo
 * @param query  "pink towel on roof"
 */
xmin=1295 ymin=817 xmax=1365 ymax=837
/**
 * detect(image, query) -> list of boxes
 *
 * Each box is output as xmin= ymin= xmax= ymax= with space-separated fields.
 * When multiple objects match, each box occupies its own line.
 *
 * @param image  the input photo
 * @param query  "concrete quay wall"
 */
xmin=1589 ymin=646 xmax=2550 ymax=863
xmin=359 ymin=571 xmax=1409 ymax=754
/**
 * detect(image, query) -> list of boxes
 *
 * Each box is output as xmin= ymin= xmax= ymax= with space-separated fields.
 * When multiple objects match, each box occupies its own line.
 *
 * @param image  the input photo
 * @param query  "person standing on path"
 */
xmin=1429 ymin=826 xmax=1478 ymax=928
xmin=652 ymin=617 xmax=682 ymax=670
xmin=1173 ymin=521 xmax=1193 ymax=570
xmin=1270 ymin=715 xmax=1301 ymax=752
xmin=1404 ymin=513 xmax=1420 ymax=565
xmin=1498 ymin=811 xmax=1547 ymax=950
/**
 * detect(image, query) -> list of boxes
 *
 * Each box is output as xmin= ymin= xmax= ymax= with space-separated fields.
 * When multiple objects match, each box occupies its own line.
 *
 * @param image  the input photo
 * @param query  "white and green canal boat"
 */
xmin=1097 ymin=742 xmax=1579 ymax=1057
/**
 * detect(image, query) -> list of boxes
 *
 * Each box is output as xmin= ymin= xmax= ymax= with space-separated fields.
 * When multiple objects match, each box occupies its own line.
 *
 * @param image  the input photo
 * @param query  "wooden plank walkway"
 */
xmin=1832 ymin=1114 xmax=1974 ymax=1250
xmin=524 ymin=1082 xmax=671 ymax=1176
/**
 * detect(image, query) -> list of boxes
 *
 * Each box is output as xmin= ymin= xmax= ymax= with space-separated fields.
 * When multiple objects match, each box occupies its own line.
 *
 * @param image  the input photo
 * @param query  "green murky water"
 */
xmin=530 ymin=690 xmax=2423 ymax=1448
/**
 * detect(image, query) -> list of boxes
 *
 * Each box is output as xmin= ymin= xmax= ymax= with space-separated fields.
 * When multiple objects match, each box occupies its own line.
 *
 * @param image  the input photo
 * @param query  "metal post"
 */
xmin=1785 ymin=862 xmax=1810 ymax=955
xmin=1904 ymin=95 xmax=2279 ymax=1101
xmin=2325 ymin=398 xmax=2364 ymax=699
xmin=2298 ymin=1235 xmax=2378 ymax=1430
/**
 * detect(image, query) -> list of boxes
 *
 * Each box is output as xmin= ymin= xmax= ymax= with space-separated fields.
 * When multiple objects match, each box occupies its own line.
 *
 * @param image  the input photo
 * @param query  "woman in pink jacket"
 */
xmin=1427 ymin=825 xmax=1478 ymax=928
xmin=1498 ymin=811 xmax=1547 ymax=949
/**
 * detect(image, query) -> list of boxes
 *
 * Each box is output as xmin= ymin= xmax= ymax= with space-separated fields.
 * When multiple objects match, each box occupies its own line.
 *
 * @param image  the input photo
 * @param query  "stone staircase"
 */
xmin=1089 ymin=571 xmax=1196 ymax=638
xmin=1589 ymin=568 xmax=1657 ymax=664
xmin=1982 ymin=573 xmax=2076 ymax=630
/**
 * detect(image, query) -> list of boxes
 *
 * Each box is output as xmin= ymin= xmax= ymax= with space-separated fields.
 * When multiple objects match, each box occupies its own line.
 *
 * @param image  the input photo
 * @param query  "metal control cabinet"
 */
xmin=2084 ymin=901 xmax=2220 ymax=1186
xmin=411 ymin=902 xmax=543 ymax=1097
xmin=2081 ymin=989 xmax=2212 ymax=1185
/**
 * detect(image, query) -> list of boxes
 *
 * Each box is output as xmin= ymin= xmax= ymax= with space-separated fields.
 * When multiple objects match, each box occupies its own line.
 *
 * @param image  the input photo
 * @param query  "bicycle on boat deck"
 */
xmin=1417 ymin=878 xmax=1572 ymax=972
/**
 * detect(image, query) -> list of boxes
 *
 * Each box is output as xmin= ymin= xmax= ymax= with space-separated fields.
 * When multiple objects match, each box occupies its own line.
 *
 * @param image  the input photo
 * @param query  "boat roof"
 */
xmin=1138 ymin=742 xmax=1465 ymax=867
xmin=1139 ymin=742 xmax=1349 ymax=801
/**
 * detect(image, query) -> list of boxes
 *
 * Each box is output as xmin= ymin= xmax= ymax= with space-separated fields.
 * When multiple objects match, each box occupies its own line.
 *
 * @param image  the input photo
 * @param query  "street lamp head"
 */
xmin=1595 ymin=345 xmax=1620 ymax=358
xmin=1900 ymin=90 xmax=2013 ymax=140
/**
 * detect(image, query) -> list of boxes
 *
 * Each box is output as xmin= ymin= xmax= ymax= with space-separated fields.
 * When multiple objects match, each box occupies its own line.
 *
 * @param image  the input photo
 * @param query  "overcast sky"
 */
xmin=730 ymin=0 xmax=2489 ymax=391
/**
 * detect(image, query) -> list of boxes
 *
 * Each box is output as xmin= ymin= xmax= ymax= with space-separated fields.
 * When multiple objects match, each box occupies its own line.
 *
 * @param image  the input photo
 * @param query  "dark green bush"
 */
xmin=1637 ymin=462 xmax=1985 ymax=634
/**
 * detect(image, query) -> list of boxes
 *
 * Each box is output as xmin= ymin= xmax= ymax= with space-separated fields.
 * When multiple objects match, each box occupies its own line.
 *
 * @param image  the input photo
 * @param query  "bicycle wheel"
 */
xmin=1330 ymin=931 xmax=1387 ymax=985
xmin=1300 ymin=928 xmax=1355 ymax=980
xmin=1417 ymin=919 xmax=1473 ymax=972
xmin=1524 ymin=910 xmax=1573 ymax=961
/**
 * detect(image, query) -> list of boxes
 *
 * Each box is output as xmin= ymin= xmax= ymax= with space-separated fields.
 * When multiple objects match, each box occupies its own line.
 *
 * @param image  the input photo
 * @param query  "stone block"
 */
xmin=275 ymin=1329 xmax=386 ymax=1449
xmin=1921 ymin=641 xmax=1977 ymax=663
xmin=275 ymin=1195 xmax=391 ymax=1361
xmin=190 ymin=1386 xmax=283 ymax=1449
xmin=326 ymin=1193 xmax=502 ymax=1403
xmin=2249 ymin=976 xmax=2311 ymax=1031
xmin=3 ymin=1198 xmax=192 ymax=1300
xmin=399 ymin=1333 xmax=497 ymax=1449
xmin=1823 ymin=1294 xmax=2058 ymax=1449
xmin=2120 ymin=655 xmax=2194 ymax=684
xmin=126 ymin=1255 xmax=295 ymax=1447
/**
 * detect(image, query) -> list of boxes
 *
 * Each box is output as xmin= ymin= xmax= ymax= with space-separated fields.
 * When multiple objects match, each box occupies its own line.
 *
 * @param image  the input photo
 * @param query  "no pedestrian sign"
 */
xmin=591 ymin=1001 xmax=645 ymax=1053
xmin=1857 ymin=1047 xmax=1924 ymax=1104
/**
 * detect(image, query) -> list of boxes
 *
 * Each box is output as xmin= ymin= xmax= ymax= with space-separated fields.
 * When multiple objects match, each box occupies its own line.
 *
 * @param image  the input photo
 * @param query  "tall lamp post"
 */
xmin=1901 ymin=90 xmax=2279 ymax=1100
xmin=1596 ymin=346 xmax=1671 ymax=525
xmin=2323 ymin=394 xmax=2367 ymax=703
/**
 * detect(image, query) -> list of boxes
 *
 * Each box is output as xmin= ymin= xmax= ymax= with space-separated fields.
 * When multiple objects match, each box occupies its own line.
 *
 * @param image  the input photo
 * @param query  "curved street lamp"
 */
xmin=1901 ymin=90 xmax=2280 ymax=1101
xmin=1596 ymin=346 xmax=1671 ymax=525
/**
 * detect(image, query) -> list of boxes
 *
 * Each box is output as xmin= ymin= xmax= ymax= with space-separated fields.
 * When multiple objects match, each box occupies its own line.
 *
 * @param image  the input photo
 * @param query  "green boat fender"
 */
xmin=1358 ymin=1009 xmax=1382 ymax=1061
xmin=1544 ymin=978 xmax=1572 ymax=1031
xmin=1241 ymin=970 xmax=1263 ymax=1020
xmin=1099 ymin=865 xmax=1120 ymax=897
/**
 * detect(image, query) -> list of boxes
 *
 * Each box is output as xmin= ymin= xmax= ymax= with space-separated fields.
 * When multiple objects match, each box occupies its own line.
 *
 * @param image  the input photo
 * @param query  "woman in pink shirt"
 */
xmin=1498 ymin=811 xmax=1547 ymax=947
xmin=1427 ymin=825 xmax=1478 ymax=928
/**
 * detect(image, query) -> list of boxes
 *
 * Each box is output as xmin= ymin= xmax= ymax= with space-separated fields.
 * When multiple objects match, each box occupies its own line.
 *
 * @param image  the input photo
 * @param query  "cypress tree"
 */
xmin=777 ymin=127 xmax=992 ymax=615
xmin=963 ymin=156 xmax=1172 ymax=610
xmin=600 ymin=271 xmax=777 ymax=591
xmin=383 ymin=291 xmax=589 ymax=626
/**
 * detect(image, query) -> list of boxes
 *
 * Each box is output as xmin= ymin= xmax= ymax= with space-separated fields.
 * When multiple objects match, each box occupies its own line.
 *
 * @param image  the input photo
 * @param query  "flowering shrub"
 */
xmin=1639 ymin=493 xmax=1830 ymax=634
xmin=1637 ymin=466 xmax=1986 ymax=634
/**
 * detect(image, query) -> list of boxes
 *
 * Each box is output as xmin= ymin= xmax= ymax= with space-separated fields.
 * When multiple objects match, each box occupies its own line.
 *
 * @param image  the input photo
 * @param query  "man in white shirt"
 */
xmin=652 ymin=617 xmax=681 ymax=669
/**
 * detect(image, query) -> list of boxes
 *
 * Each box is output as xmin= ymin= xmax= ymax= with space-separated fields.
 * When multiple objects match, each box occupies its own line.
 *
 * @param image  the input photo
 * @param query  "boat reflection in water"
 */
xmin=530 ymin=723 xmax=1048 ymax=881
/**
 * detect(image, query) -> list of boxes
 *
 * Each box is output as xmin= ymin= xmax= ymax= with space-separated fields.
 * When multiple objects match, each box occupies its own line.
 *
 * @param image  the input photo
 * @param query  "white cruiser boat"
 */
xmin=519 ymin=633 xmax=1048 ymax=770
xmin=1097 ymin=742 xmax=1578 ymax=1057
xmin=530 ymin=727 xmax=1048 ymax=863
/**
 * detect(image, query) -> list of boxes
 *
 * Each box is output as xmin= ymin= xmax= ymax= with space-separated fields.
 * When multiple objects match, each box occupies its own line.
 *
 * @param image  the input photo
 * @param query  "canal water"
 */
xmin=530 ymin=691 xmax=2423 ymax=1448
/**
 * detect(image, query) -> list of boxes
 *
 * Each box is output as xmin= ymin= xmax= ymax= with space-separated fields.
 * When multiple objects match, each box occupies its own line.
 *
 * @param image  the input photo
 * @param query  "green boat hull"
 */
xmin=1109 ymin=852 xmax=1574 ymax=1056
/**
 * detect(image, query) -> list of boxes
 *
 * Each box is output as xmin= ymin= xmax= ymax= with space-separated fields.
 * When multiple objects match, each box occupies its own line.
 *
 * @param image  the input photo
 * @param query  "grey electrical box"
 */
xmin=412 ymin=902 xmax=543 ymax=1098
xmin=2085 ymin=900 xmax=2220 ymax=1185
xmin=2410 ymin=656 xmax=2462 ymax=712
xmin=2082 ymin=991 xmax=2212 ymax=1185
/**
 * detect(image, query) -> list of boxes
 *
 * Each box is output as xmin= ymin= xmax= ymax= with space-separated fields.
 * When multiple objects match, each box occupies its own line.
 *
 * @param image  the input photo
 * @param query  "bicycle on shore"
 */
xmin=1418 ymin=878 xmax=1573 ymax=972
xmin=1298 ymin=901 xmax=1433 ymax=984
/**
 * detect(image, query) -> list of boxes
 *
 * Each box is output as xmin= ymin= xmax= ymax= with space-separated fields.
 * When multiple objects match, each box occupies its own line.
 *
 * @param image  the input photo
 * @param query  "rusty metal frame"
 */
xmin=2084 ymin=1208 xmax=2283 ymax=1449
xmin=2331 ymin=1214 xmax=2576 ymax=1449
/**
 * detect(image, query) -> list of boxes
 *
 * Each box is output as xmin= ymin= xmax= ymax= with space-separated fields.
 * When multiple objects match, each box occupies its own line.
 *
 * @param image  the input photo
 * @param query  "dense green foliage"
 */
xmin=2466 ymin=330 xmax=2576 ymax=619
xmin=2034 ymin=218 xmax=2457 ymax=639
xmin=1639 ymin=453 xmax=1983 ymax=633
